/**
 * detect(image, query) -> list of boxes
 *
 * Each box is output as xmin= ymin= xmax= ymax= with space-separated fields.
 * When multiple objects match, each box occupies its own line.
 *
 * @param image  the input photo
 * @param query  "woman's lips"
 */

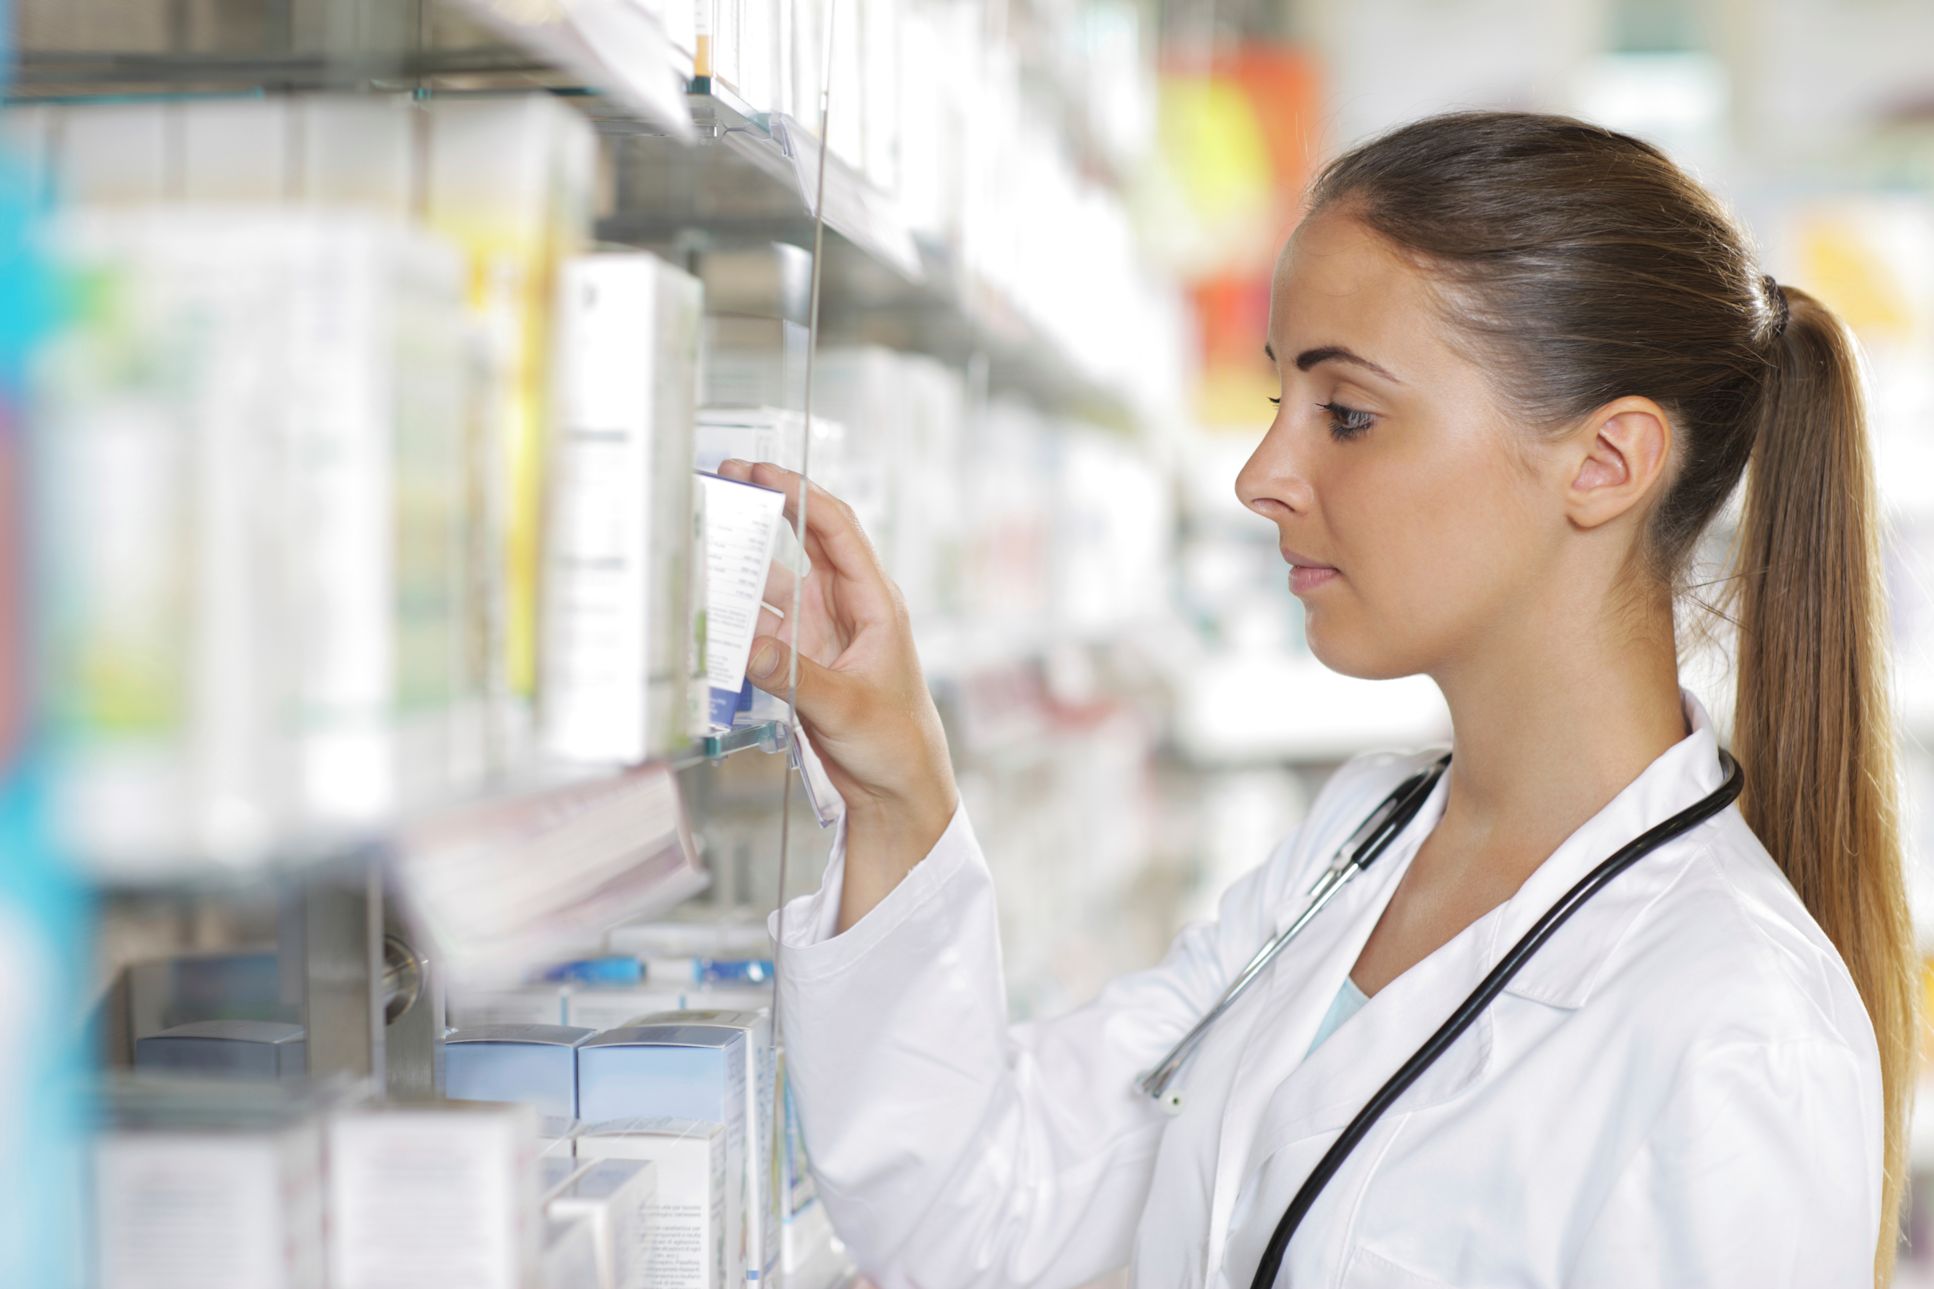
xmin=1290 ymin=565 xmax=1341 ymax=595
xmin=1280 ymin=545 xmax=1339 ymax=595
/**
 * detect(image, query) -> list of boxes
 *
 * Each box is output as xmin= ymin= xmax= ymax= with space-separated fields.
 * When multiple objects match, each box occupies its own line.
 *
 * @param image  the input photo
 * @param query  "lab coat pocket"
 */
xmin=1337 ymin=1245 xmax=1453 ymax=1288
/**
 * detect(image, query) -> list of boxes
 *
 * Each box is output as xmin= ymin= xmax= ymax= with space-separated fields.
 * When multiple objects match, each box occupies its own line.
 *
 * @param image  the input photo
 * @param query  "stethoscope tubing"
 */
xmin=1247 ymin=745 xmax=1744 ymax=1287
xmin=1137 ymin=758 xmax=1451 ymax=1107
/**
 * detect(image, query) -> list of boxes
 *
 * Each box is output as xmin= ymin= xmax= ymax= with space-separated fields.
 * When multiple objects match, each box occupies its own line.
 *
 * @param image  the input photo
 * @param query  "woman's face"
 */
xmin=1235 ymin=208 xmax=1564 ymax=681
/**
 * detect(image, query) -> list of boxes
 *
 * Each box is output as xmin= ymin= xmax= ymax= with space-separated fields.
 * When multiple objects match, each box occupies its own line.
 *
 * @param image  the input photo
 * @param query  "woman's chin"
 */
xmin=1305 ymin=625 xmax=1413 ymax=682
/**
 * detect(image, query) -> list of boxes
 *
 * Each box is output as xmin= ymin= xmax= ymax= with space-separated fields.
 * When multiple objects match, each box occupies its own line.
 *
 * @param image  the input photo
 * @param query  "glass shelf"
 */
xmin=693 ymin=717 xmax=792 ymax=764
xmin=77 ymin=717 xmax=792 ymax=891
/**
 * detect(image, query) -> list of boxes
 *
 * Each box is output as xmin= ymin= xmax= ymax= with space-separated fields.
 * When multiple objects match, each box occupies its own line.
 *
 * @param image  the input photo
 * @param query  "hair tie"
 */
xmin=1761 ymin=274 xmax=1790 ymax=338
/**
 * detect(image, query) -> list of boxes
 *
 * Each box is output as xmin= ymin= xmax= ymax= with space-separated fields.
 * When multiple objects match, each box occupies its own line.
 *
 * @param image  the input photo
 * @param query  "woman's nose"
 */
xmin=1235 ymin=421 xmax=1313 ymax=520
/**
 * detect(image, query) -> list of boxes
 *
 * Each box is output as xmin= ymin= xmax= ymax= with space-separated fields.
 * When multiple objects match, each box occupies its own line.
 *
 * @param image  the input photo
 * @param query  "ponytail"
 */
xmin=1729 ymin=285 xmax=1918 ymax=1284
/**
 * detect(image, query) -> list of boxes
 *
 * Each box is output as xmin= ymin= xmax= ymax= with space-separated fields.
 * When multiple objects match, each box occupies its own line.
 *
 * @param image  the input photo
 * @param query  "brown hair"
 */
xmin=1309 ymin=111 xmax=1916 ymax=1282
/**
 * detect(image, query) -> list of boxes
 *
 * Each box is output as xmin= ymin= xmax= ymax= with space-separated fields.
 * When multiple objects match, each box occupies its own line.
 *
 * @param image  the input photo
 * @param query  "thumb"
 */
xmin=744 ymin=636 xmax=854 ymax=728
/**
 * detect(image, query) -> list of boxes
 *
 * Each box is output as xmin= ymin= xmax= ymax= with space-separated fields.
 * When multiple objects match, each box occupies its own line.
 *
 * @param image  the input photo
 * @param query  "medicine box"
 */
xmin=577 ymin=1118 xmax=729 ymax=1289
xmin=444 ymin=1023 xmax=596 ymax=1119
xmin=562 ymin=984 xmax=688 ymax=1032
xmin=132 ymin=1019 xmax=307 ymax=1080
xmin=578 ymin=1024 xmax=749 ymax=1282
xmin=326 ymin=1101 xmax=539 ymax=1289
xmin=92 ymin=1115 xmax=325 ymax=1289
xmin=549 ymin=1157 xmax=658 ymax=1289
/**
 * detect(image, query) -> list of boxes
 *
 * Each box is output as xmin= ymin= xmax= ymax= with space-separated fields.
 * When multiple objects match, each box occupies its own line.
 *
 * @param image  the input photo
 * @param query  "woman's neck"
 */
xmin=1428 ymin=619 xmax=1688 ymax=861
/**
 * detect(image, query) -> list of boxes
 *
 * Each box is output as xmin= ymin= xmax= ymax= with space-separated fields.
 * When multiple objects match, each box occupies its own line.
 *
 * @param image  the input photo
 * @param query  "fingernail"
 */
xmin=748 ymin=641 xmax=779 ymax=678
xmin=720 ymin=457 xmax=746 ymax=472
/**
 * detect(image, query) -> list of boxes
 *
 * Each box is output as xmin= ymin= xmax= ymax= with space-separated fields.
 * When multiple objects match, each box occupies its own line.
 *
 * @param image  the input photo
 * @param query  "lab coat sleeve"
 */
xmin=769 ymin=795 xmax=1301 ymax=1289
xmin=1566 ymin=1036 xmax=1881 ymax=1287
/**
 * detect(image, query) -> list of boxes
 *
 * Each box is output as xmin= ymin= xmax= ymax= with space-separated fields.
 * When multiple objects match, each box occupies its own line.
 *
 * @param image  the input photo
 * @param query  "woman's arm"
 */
xmin=772 ymin=794 xmax=1303 ymax=1288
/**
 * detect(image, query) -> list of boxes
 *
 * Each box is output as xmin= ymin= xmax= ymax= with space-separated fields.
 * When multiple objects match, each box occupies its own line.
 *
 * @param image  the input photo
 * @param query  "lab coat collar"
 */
xmin=1482 ymin=683 xmax=1728 ymax=1010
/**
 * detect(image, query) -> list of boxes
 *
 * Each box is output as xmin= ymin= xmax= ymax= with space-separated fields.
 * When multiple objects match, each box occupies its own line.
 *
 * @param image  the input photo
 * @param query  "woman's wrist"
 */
xmin=835 ymin=776 xmax=960 ymax=935
xmin=844 ymin=776 xmax=957 ymax=858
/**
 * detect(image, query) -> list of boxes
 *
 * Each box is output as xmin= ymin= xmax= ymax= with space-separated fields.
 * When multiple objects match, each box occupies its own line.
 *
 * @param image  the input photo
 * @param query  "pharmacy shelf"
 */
xmin=442 ymin=0 xmax=694 ymax=140
xmin=689 ymin=716 xmax=794 ymax=766
xmin=825 ymin=236 xmax=1145 ymax=433
xmin=9 ymin=38 xmax=1142 ymax=432
xmin=597 ymin=79 xmax=924 ymax=285
xmin=77 ymin=719 xmax=792 ymax=892
xmin=13 ymin=0 xmax=694 ymax=140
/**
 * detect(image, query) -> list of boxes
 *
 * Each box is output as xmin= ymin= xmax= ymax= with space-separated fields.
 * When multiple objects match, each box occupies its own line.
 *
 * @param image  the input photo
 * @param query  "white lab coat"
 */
xmin=770 ymin=686 xmax=1883 ymax=1287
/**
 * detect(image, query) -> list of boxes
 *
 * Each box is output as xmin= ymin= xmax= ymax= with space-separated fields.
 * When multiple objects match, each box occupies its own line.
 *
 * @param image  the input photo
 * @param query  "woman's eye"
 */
xmin=1268 ymin=396 xmax=1282 ymax=407
xmin=1317 ymin=401 xmax=1375 ymax=440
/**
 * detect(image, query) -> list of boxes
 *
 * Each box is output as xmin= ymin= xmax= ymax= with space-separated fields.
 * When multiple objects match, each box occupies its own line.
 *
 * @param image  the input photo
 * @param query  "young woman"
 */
xmin=717 ymin=110 xmax=1914 ymax=1288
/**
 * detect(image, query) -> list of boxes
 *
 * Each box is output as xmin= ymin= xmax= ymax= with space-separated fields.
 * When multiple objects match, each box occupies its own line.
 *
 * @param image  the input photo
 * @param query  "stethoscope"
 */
xmin=1134 ymin=744 xmax=1746 ymax=1289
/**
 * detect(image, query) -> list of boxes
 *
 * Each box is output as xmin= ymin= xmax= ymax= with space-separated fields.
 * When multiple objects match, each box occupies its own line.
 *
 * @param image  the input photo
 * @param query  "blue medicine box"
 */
xmin=133 ymin=1019 xmax=307 ymax=1079
xmin=575 ymin=1020 xmax=747 ymax=1127
xmin=444 ymin=1023 xmax=596 ymax=1119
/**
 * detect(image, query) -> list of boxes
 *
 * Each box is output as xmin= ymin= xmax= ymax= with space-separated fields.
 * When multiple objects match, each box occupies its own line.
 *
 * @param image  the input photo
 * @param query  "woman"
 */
xmin=717 ymin=110 xmax=1914 ymax=1288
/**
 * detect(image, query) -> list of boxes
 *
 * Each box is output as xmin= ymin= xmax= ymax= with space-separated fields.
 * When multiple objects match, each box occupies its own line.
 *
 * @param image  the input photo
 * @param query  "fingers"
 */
xmin=761 ymin=557 xmax=801 ymax=613
xmin=718 ymin=459 xmax=886 ymax=588
xmin=743 ymin=634 xmax=859 ymax=732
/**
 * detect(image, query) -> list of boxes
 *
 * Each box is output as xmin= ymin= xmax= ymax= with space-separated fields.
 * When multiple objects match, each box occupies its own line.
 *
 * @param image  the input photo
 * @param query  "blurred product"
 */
xmin=541 ymin=1214 xmax=601 ymax=1289
xmin=424 ymin=93 xmax=596 ymax=743
xmin=577 ymin=1117 xmax=730 ymax=1289
xmin=178 ymin=98 xmax=295 ymax=201
xmin=811 ymin=346 xmax=967 ymax=628
xmin=695 ymin=243 xmax=811 ymax=412
xmin=52 ymin=101 xmax=171 ymax=204
xmin=540 ymin=955 xmax=646 ymax=985
xmin=326 ymin=1101 xmax=540 ymax=1289
xmin=546 ymin=1158 xmax=658 ymax=1289
xmin=696 ymin=405 xmax=880 ymax=551
xmin=688 ymin=467 xmax=714 ymax=737
xmin=540 ymin=252 xmax=704 ymax=766
xmin=39 ymin=210 xmax=468 ymax=874
xmin=563 ymin=983 xmax=692 ymax=1031
xmin=92 ymin=1108 xmax=325 ymax=1289
xmin=694 ymin=242 xmax=811 ymax=319
xmin=537 ymin=1115 xmax=582 ymax=1160
xmin=605 ymin=914 xmax=775 ymax=961
xmin=132 ymin=1020 xmax=307 ymax=1081
xmin=680 ymin=981 xmax=782 ymax=1013
xmin=295 ymin=94 xmax=418 ymax=219
xmin=777 ymin=1057 xmax=827 ymax=1272
xmin=447 ymin=983 xmax=571 ymax=1029
xmin=693 ymin=405 xmax=802 ymax=473
xmin=646 ymin=955 xmax=774 ymax=986
xmin=393 ymin=761 xmax=706 ymax=988
xmin=442 ymin=1023 xmax=596 ymax=1119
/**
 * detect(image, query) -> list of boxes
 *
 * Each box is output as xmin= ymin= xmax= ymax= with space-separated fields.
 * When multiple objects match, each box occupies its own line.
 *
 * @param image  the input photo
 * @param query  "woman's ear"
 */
xmin=1564 ymin=397 xmax=1674 ymax=531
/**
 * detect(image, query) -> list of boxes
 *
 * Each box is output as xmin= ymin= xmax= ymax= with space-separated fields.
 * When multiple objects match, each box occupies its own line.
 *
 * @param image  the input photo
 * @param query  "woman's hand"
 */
xmin=715 ymin=459 xmax=960 ymax=930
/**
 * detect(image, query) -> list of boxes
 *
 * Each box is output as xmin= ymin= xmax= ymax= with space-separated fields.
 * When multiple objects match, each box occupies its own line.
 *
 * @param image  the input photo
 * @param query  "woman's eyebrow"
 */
xmin=1265 ymin=342 xmax=1403 ymax=385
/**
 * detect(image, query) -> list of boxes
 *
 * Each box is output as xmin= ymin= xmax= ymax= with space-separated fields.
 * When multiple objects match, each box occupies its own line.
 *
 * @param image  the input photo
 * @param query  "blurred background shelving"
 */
xmin=7 ymin=0 xmax=1934 ymax=1286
